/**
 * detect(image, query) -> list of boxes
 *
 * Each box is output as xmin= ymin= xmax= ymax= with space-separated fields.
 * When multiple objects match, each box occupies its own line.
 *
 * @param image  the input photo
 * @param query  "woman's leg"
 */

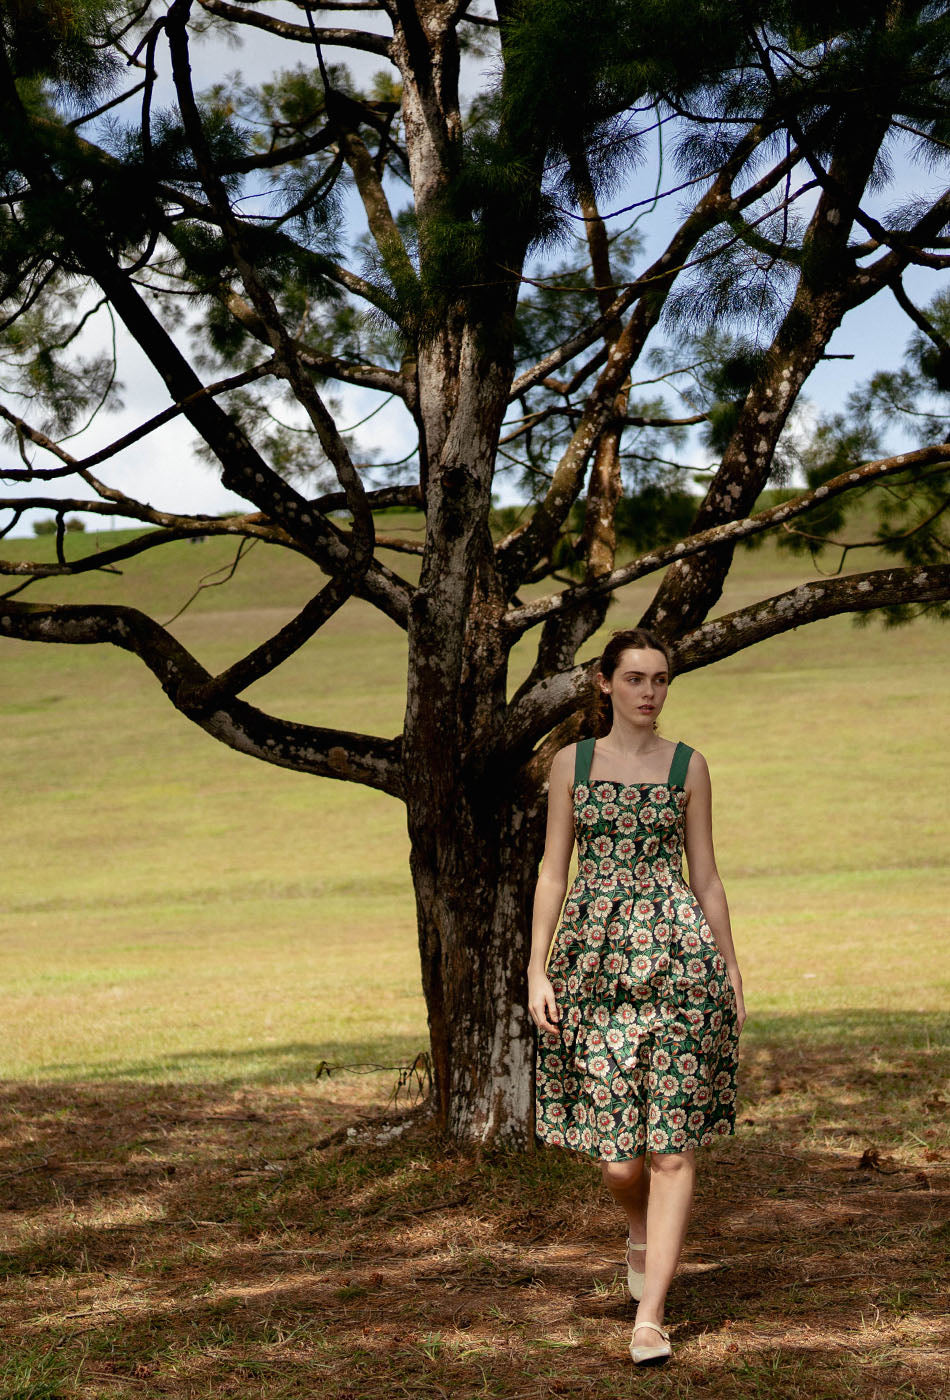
xmin=634 ymin=1148 xmax=696 ymax=1331
xmin=600 ymin=1155 xmax=649 ymax=1245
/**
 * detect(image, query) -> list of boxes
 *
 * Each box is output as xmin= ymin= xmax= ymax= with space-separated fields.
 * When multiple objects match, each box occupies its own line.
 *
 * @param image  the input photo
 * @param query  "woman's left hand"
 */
xmin=729 ymin=970 xmax=747 ymax=1034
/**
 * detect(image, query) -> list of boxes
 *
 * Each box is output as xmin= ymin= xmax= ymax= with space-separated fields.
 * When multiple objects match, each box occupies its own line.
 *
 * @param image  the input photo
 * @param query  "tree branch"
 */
xmin=196 ymin=575 xmax=357 ymax=701
xmin=501 ymin=562 xmax=950 ymax=755
xmin=221 ymin=290 xmax=407 ymax=398
xmin=0 ymin=598 xmax=404 ymax=796
xmin=0 ymin=517 xmax=304 ymax=581
xmin=671 ymin=564 xmax=950 ymax=674
xmin=496 ymin=125 xmax=794 ymax=590
xmin=508 ymin=139 xmax=803 ymax=404
xmin=508 ymin=286 xmax=640 ymax=400
xmin=321 ymin=88 xmax=418 ymax=298
xmin=498 ymin=404 xmax=706 ymax=446
xmin=639 ymin=101 xmax=901 ymax=637
xmin=0 ymin=54 xmax=357 ymax=574
xmin=167 ymin=0 xmax=377 ymax=570
xmin=195 ymin=0 xmax=393 ymax=55
xmin=311 ymin=483 xmax=422 ymax=513
xmin=502 ymin=444 xmax=950 ymax=639
xmin=0 ymin=363 xmax=278 ymax=480
xmin=889 ymin=276 xmax=950 ymax=360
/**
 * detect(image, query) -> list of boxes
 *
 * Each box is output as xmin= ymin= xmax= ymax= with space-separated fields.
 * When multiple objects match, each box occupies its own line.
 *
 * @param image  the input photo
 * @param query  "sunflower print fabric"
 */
xmin=534 ymin=737 xmax=739 ymax=1160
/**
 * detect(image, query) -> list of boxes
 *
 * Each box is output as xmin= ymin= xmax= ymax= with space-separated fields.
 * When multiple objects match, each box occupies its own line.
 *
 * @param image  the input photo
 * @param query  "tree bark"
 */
xmin=408 ymin=768 xmax=547 ymax=1147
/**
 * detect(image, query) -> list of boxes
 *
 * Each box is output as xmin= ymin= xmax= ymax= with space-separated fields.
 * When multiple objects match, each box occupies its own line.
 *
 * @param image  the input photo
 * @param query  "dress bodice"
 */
xmin=569 ymin=738 xmax=693 ymax=899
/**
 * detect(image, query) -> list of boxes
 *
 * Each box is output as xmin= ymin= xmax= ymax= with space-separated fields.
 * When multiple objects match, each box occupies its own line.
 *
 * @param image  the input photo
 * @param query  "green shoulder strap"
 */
xmin=573 ymin=736 xmax=595 ymax=788
xmin=668 ymin=740 xmax=693 ymax=787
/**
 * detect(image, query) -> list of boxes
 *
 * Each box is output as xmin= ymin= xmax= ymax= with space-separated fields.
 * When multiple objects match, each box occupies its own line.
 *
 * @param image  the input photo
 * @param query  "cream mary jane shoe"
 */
xmin=625 ymin=1238 xmax=646 ymax=1300
xmin=629 ymin=1319 xmax=671 ymax=1365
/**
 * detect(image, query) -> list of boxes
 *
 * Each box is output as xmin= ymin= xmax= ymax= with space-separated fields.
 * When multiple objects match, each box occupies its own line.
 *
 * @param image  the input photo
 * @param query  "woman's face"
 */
xmin=598 ymin=647 xmax=670 ymax=728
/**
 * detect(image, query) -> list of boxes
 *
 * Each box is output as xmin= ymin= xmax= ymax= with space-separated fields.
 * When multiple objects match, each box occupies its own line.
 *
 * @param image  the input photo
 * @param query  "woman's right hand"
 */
xmin=527 ymin=969 xmax=560 ymax=1034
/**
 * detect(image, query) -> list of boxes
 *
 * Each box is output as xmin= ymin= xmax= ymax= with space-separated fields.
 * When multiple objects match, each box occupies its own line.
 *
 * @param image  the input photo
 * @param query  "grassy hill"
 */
xmin=1 ymin=517 xmax=948 ymax=1085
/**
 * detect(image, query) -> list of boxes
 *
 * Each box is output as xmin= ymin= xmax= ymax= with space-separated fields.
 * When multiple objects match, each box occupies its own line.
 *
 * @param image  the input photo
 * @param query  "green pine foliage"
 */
xmin=0 ymin=0 xmax=121 ymax=101
xmin=1 ymin=0 xmax=948 ymax=630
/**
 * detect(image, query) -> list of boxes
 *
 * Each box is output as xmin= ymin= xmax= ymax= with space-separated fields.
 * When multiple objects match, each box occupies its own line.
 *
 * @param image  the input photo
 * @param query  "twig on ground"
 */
xmin=0 ymin=1156 xmax=49 ymax=1180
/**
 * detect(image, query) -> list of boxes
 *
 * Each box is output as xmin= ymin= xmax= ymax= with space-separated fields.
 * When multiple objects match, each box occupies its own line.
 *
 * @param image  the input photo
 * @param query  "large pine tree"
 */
xmin=2 ymin=1 xmax=948 ymax=1144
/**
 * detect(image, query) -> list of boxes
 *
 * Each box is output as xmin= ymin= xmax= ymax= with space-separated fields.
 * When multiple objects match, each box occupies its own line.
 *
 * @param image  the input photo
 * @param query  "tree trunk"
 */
xmin=407 ymin=771 xmax=547 ymax=1147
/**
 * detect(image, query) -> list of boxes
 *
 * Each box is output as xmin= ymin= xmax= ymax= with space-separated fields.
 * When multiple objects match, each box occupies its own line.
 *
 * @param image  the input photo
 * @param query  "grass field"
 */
xmin=1 ymin=520 xmax=948 ymax=1397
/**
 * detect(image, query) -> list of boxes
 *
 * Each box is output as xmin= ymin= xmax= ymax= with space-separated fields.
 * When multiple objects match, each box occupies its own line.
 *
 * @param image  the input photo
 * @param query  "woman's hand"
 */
xmin=528 ymin=968 xmax=560 ymax=1034
xmin=728 ymin=968 xmax=747 ymax=1034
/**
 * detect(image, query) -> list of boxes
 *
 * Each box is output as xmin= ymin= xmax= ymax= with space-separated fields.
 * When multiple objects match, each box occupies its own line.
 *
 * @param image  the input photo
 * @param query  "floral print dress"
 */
xmin=535 ymin=737 xmax=739 ymax=1160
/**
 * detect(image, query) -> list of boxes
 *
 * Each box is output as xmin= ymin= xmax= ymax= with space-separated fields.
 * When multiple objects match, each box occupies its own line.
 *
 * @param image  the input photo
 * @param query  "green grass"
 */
xmin=1 ymin=519 xmax=948 ymax=1087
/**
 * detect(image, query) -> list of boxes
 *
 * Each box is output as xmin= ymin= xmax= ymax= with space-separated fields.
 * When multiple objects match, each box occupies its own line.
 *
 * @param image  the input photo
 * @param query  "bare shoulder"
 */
xmin=549 ymin=743 xmax=577 ymax=788
xmin=683 ymin=745 xmax=711 ymax=791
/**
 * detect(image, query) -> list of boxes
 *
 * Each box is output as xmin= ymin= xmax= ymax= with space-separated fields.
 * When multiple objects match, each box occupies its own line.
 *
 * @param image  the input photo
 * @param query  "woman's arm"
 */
xmin=683 ymin=750 xmax=747 ymax=1032
xmin=527 ymin=744 xmax=577 ymax=1034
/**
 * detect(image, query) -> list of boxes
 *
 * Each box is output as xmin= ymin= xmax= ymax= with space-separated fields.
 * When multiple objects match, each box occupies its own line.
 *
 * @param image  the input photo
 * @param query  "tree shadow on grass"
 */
xmin=0 ymin=1010 xmax=946 ymax=1399
xmin=30 ymin=1035 xmax=430 ymax=1087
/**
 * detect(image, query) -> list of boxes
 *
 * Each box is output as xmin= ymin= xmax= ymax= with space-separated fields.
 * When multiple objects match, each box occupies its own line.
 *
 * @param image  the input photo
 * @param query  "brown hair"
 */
xmin=591 ymin=628 xmax=673 ymax=736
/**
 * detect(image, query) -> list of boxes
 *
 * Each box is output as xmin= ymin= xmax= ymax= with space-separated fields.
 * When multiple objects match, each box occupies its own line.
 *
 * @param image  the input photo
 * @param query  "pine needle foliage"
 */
xmin=1 ymin=0 xmax=121 ymax=102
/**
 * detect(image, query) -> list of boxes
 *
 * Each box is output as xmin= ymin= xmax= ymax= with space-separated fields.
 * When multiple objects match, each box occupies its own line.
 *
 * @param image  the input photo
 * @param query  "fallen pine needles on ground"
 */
xmin=0 ymin=1021 xmax=947 ymax=1400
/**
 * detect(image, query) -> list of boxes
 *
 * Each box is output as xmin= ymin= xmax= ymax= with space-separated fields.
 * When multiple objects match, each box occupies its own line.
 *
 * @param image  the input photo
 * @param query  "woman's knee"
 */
xmin=601 ymin=1155 xmax=645 ymax=1189
xmin=648 ymin=1148 xmax=696 ymax=1174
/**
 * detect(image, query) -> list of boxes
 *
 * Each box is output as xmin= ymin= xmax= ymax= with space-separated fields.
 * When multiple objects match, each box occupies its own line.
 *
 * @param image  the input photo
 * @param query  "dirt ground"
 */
xmin=1 ymin=1034 xmax=947 ymax=1400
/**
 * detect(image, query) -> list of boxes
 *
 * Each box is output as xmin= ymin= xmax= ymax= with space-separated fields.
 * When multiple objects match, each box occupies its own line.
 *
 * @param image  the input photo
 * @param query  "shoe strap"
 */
xmin=635 ymin=1321 xmax=669 ymax=1341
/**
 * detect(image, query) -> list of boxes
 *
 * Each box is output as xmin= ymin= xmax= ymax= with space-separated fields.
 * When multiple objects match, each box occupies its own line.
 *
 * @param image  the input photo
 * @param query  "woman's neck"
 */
xmin=600 ymin=720 xmax=664 ymax=756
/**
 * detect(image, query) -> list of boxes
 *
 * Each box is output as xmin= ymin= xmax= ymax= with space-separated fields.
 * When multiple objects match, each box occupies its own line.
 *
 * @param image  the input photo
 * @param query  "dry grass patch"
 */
xmin=1 ymin=1019 xmax=947 ymax=1400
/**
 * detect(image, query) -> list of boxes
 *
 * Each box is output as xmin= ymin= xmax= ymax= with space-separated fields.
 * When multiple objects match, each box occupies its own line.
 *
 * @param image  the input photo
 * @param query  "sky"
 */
xmin=2 ymin=6 xmax=947 ymax=538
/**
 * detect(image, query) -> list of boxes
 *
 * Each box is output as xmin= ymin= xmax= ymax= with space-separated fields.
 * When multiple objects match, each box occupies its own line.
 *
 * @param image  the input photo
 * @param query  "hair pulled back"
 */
xmin=591 ymin=628 xmax=673 ymax=737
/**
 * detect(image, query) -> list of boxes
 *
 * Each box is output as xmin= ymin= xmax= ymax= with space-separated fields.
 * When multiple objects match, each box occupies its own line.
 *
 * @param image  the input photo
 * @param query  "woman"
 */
xmin=527 ymin=627 xmax=746 ymax=1366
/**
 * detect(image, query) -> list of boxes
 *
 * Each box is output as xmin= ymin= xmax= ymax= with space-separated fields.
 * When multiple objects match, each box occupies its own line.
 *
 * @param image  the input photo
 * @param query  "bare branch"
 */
xmin=503 ymin=562 xmax=950 ymax=755
xmin=0 ymin=516 xmax=307 ymax=581
xmin=167 ymin=0 xmax=376 ymax=571
xmin=671 ymin=564 xmax=950 ymax=674
xmin=285 ymin=2 xmax=385 ymax=9
xmin=459 ymin=7 xmax=498 ymax=25
xmin=0 ymin=81 xmax=361 ymax=582
xmin=311 ymin=483 xmax=422 ymax=512
xmin=519 ymin=150 xmax=632 ymax=691
xmin=318 ymin=261 xmax=403 ymax=320
xmin=0 ymin=597 xmax=404 ymax=796
xmin=889 ymin=277 xmax=950 ymax=360
xmin=498 ymin=404 xmax=706 ymax=447
xmin=854 ymin=192 xmax=950 ymax=276
xmin=284 ymin=2 xmax=385 ymax=9
xmin=508 ymin=288 xmax=639 ymax=400
xmin=0 ymin=362 xmax=278 ymax=480
xmin=544 ymin=345 xmax=608 ymax=398
xmin=222 ymin=124 xmax=337 ymax=174
xmin=639 ymin=107 xmax=906 ymax=636
xmin=496 ymin=124 xmax=793 ymax=589
xmin=198 ymin=575 xmax=357 ymax=701
xmin=68 ymin=80 xmax=147 ymax=129
xmin=508 ymin=133 xmax=806 ymax=405
xmin=195 ymin=0 xmax=393 ymax=55
xmin=503 ymin=443 xmax=950 ymax=636
xmin=374 ymin=533 xmax=424 ymax=554
xmin=221 ymin=290 xmax=408 ymax=398
xmin=321 ymin=89 xmax=418 ymax=296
